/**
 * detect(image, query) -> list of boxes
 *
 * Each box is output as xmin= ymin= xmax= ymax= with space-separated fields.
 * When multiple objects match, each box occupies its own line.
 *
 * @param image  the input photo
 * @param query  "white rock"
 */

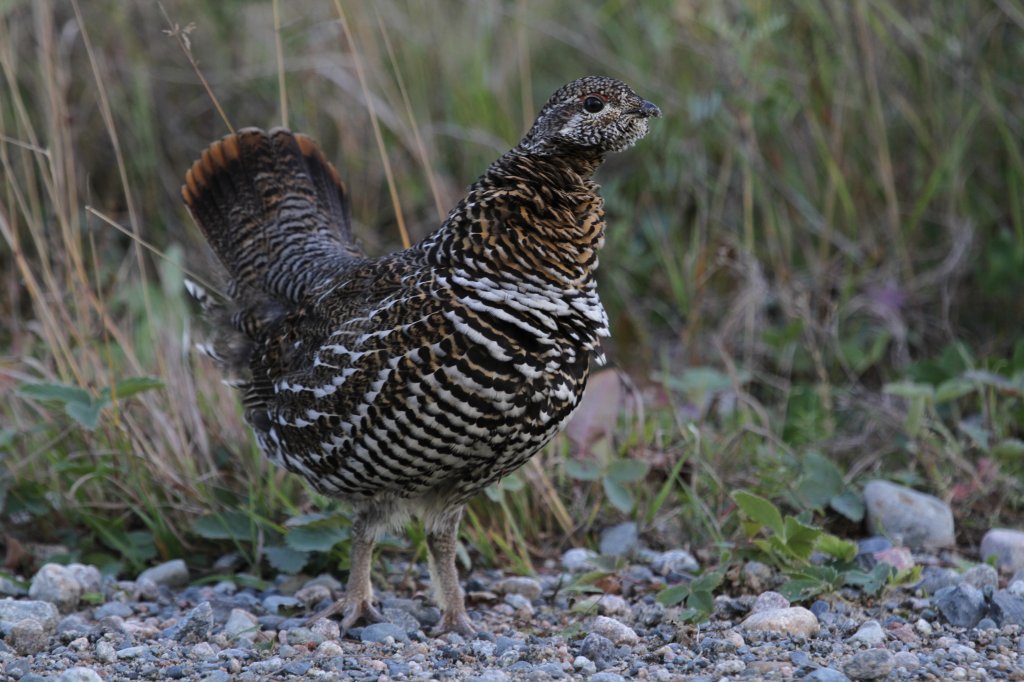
xmin=741 ymin=607 xmax=820 ymax=638
xmin=847 ymin=619 xmax=886 ymax=646
xmin=65 ymin=564 xmax=103 ymax=594
xmin=863 ymin=480 xmax=954 ymax=549
xmin=223 ymin=608 xmax=259 ymax=642
xmin=751 ymin=591 xmax=790 ymax=613
xmin=56 ymin=668 xmax=104 ymax=682
xmin=590 ymin=615 xmax=638 ymax=645
xmin=315 ymin=640 xmax=344 ymax=658
xmin=980 ymin=529 xmax=1024 ymax=573
xmin=562 ymin=548 xmax=599 ymax=573
xmin=0 ymin=598 xmax=60 ymax=631
xmin=95 ymin=640 xmax=116 ymax=664
xmin=494 ymin=576 xmax=543 ymax=601
xmin=137 ymin=559 xmax=189 ymax=587
xmin=29 ymin=564 xmax=82 ymax=612
xmin=9 ymin=618 xmax=47 ymax=655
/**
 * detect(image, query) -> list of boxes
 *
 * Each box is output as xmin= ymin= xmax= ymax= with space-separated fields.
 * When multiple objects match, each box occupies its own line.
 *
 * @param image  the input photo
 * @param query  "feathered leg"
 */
xmin=305 ymin=512 xmax=384 ymax=632
xmin=426 ymin=505 xmax=475 ymax=636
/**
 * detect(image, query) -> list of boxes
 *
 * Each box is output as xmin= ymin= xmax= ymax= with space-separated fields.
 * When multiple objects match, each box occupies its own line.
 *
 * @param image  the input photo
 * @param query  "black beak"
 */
xmin=634 ymin=100 xmax=662 ymax=118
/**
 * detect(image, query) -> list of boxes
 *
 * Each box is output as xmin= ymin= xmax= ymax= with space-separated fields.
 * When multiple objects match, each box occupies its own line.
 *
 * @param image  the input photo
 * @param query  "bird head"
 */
xmin=518 ymin=76 xmax=661 ymax=157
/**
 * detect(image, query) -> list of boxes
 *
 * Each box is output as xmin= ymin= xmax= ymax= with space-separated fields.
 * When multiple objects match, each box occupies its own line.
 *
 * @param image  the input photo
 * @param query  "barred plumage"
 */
xmin=183 ymin=76 xmax=660 ymax=635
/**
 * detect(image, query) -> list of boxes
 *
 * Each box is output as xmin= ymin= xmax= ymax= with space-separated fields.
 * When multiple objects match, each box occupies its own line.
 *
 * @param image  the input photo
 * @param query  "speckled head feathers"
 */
xmin=518 ymin=76 xmax=661 ymax=156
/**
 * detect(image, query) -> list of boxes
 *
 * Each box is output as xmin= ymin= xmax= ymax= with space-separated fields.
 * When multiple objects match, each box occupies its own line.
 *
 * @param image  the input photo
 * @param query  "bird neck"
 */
xmin=427 ymin=150 xmax=607 ymax=289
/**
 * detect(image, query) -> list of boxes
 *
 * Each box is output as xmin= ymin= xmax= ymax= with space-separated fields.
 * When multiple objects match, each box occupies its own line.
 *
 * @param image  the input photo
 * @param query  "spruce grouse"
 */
xmin=183 ymin=76 xmax=660 ymax=635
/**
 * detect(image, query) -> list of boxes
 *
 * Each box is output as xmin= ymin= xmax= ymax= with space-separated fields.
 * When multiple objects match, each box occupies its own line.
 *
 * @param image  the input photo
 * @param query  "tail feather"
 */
xmin=182 ymin=127 xmax=361 ymax=306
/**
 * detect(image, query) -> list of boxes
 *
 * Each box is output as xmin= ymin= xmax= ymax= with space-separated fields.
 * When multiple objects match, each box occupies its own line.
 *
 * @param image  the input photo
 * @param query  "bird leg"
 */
xmin=305 ymin=513 xmax=384 ymax=632
xmin=426 ymin=505 xmax=476 ymax=636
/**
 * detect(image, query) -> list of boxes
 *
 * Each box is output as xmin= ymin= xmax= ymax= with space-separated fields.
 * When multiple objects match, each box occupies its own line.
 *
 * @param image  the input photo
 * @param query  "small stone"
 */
xmin=467 ymin=671 xmax=510 ymax=682
xmin=863 ymin=480 xmax=954 ymax=549
xmin=315 ymin=640 xmax=344 ymax=657
xmin=599 ymin=522 xmax=639 ymax=557
xmin=990 ymin=589 xmax=1024 ymax=626
xmin=935 ymin=583 xmax=986 ymax=628
xmin=647 ymin=548 xmax=699 ymax=575
xmin=360 ymin=621 xmax=409 ymax=643
xmin=752 ymin=591 xmax=790 ymax=612
xmin=916 ymin=565 xmax=959 ymax=594
xmin=137 ymin=559 xmax=189 ymax=587
xmin=847 ymin=619 xmax=886 ymax=646
xmin=980 ymin=529 xmax=1024 ymax=572
xmin=0 ymin=575 xmax=26 ymax=597
xmin=590 ymin=615 xmax=638 ymax=645
xmin=844 ymin=648 xmax=894 ymax=680
xmin=56 ymin=613 xmax=94 ymax=640
xmin=562 ymin=547 xmax=599 ymax=572
xmin=223 ymin=608 xmax=259 ymax=641
xmin=802 ymin=668 xmax=851 ymax=682
xmin=65 ymin=563 xmax=103 ymax=594
xmin=503 ymin=593 xmax=534 ymax=616
xmin=595 ymin=594 xmax=630 ymax=615
xmin=873 ymin=546 xmax=914 ymax=571
xmin=95 ymin=640 xmax=116 ymax=663
xmin=590 ymin=673 xmax=627 ymax=682
xmin=741 ymin=607 xmax=820 ymax=638
xmin=69 ymin=636 xmax=90 ymax=651
xmin=198 ymin=671 xmax=229 ymax=682
xmin=93 ymin=602 xmax=133 ymax=619
xmin=175 ymin=601 xmax=214 ymax=643
xmin=579 ymin=632 xmax=617 ymax=668
xmin=574 ymin=655 xmax=597 ymax=674
xmin=9 ymin=618 xmax=48 ymax=655
xmin=891 ymin=651 xmax=919 ymax=670
xmin=960 ymin=563 xmax=999 ymax=589
xmin=283 ymin=661 xmax=312 ymax=676
xmin=310 ymin=617 xmax=341 ymax=641
xmin=293 ymin=583 xmax=331 ymax=607
xmin=56 ymin=668 xmax=104 ymax=682
xmin=28 ymin=563 xmax=82 ymax=612
xmin=116 ymin=644 xmax=148 ymax=659
xmin=976 ymin=617 xmax=998 ymax=629
xmin=494 ymin=576 xmax=543 ymax=601
xmin=742 ymin=561 xmax=774 ymax=591
xmin=715 ymin=659 xmax=746 ymax=675
xmin=1008 ymin=579 xmax=1024 ymax=597
xmin=189 ymin=641 xmax=217 ymax=660
xmin=262 ymin=594 xmax=301 ymax=615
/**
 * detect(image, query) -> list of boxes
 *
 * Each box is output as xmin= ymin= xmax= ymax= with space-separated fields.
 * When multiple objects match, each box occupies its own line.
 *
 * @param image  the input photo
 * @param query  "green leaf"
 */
xmin=934 ymin=378 xmax=975 ymax=403
xmin=284 ymin=512 xmax=333 ymax=527
xmin=264 ymin=545 xmax=309 ymax=574
xmin=844 ymin=563 xmax=892 ymax=595
xmin=782 ymin=516 xmax=820 ymax=560
xmin=685 ymin=587 xmax=715 ymax=617
xmin=777 ymin=577 xmax=827 ymax=601
xmin=690 ymin=569 xmax=725 ymax=593
xmin=829 ymin=490 xmax=865 ymax=523
xmin=602 ymin=477 xmax=635 ymax=513
xmin=606 ymin=459 xmax=650 ymax=484
xmin=499 ymin=473 xmax=524 ymax=492
xmin=65 ymin=398 xmax=107 ymax=430
xmin=17 ymin=382 xmax=91 ymax=405
xmin=655 ymin=584 xmax=691 ymax=607
xmin=815 ymin=533 xmax=858 ymax=562
xmin=112 ymin=376 xmax=164 ymax=399
xmin=733 ymin=490 xmax=784 ymax=537
xmin=285 ymin=525 xmax=350 ymax=552
xmin=193 ymin=511 xmax=254 ymax=541
xmin=993 ymin=439 xmax=1024 ymax=459
xmin=564 ymin=459 xmax=602 ymax=481
xmin=883 ymin=381 xmax=935 ymax=399
xmin=797 ymin=451 xmax=844 ymax=510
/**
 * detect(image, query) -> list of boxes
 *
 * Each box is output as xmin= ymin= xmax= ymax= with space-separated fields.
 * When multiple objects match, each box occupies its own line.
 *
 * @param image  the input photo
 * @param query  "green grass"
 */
xmin=2 ymin=0 xmax=1023 ymax=586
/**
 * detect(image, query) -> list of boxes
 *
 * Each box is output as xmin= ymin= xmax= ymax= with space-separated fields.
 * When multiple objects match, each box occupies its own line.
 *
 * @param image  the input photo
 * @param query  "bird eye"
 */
xmin=582 ymin=96 xmax=605 ymax=114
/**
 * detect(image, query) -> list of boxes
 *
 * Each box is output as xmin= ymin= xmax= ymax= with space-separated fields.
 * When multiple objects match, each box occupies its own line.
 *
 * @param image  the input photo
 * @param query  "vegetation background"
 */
xmin=2 ymin=0 xmax=1022 ymax=585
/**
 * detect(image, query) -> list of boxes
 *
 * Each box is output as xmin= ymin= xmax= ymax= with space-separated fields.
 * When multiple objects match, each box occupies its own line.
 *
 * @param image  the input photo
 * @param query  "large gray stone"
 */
xmin=29 ymin=563 xmax=82 ymax=612
xmin=934 ymin=582 xmax=986 ymax=628
xmin=741 ymin=607 xmax=820 ymax=638
xmin=137 ymin=559 xmax=189 ymax=587
xmin=863 ymin=480 xmax=954 ymax=549
xmin=0 ymin=598 xmax=60 ymax=634
xmin=980 ymin=529 xmax=1024 ymax=573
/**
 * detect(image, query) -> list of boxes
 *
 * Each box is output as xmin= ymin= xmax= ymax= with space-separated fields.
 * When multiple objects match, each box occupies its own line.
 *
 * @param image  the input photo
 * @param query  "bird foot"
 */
xmin=304 ymin=597 xmax=385 ymax=633
xmin=430 ymin=610 xmax=476 ymax=638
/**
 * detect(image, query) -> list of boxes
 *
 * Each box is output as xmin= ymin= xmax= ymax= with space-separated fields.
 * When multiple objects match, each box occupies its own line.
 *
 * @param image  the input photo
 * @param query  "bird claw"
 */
xmin=430 ymin=610 xmax=476 ymax=638
xmin=305 ymin=597 xmax=385 ymax=634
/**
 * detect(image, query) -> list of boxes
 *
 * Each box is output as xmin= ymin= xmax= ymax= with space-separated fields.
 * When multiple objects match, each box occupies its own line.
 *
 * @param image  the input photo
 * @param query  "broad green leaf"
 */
xmin=815 ymin=533 xmax=858 ymax=562
xmin=655 ymin=584 xmax=691 ymax=607
xmin=844 ymin=563 xmax=892 ymax=595
xmin=690 ymin=569 xmax=725 ymax=593
xmin=733 ymin=490 xmax=784 ymax=537
xmin=499 ymin=473 xmax=524 ymax=492
xmin=264 ymin=545 xmax=309 ymax=574
xmin=778 ymin=577 xmax=827 ymax=601
xmin=883 ymin=381 xmax=935 ymax=399
xmin=934 ymin=378 xmax=975 ymax=403
xmin=797 ymin=451 xmax=844 ymax=510
xmin=65 ymin=398 xmax=107 ymax=431
xmin=685 ymin=587 xmax=715 ymax=617
xmin=284 ymin=512 xmax=333 ymax=527
xmin=285 ymin=525 xmax=349 ymax=552
xmin=782 ymin=516 xmax=821 ymax=560
xmin=602 ymin=477 xmax=635 ymax=513
xmin=963 ymin=370 xmax=1018 ymax=393
xmin=112 ymin=377 xmax=164 ymax=399
xmin=193 ymin=511 xmax=254 ymax=541
xmin=606 ymin=459 xmax=650 ymax=484
xmin=564 ymin=460 xmax=602 ymax=481
xmin=829 ymin=490 xmax=865 ymax=523
xmin=18 ymin=382 xmax=91 ymax=405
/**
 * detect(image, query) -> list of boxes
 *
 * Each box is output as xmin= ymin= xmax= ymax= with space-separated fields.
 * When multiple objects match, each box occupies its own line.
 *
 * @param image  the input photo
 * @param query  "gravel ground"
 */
xmin=3 ymin=538 xmax=1024 ymax=681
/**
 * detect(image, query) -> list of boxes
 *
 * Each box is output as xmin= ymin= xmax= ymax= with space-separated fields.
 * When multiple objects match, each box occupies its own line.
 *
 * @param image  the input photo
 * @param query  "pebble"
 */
xmin=960 ymin=563 xmax=999 ymax=589
xmin=646 ymin=548 xmax=699 ymax=575
xmin=9 ymin=618 xmax=48 ymax=654
xmin=590 ymin=615 xmax=638 ymax=645
xmin=802 ymin=668 xmax=851 ymax=681
xmin=847 ymin=619 xmax=886 ymax=646
xmin=863 ymin=479 xmax=955 ymax=549
xmin=742 ymin=606 xmax=820 ymax=637
xmin=741 ymin=560 xmax=774 ymax=591
xmin=990 ymin=589 xmax=1024 ymax=626
xmin=56 ymin=668 xmax=104 ymax=682
xmin=934 ymin=582 xmax=986 ymax=628
xmin=0 ymin=598 xmax=60 ymax=633
xmin=599 ymin=522 xmax=640 ymax=557
xmin=360 ymin=621 xmax=410 ymax=643
xmin=980 ymin=528 xmax=1024 ymax=572
xmin=891 ymin=650 xmax=919 ymax=670
xmin=562 ymin=547 xmax=600 ymax=572
xmin=494 ymin=576 xmax=543 ymax=601
xmin=752 ymin=590 xmax=790 ymax=612
xmin=223 ymin=608 xmax=259 ymax=641
xmin=174 ymin=600 xmax=214 ymax=642
xmin=28 ymin=564 xmax=82 ymax=612
xmin=844 ymin=648 xmax=894 ymax=680
xmin=137 ymin=559 xmax=189 ymax=587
